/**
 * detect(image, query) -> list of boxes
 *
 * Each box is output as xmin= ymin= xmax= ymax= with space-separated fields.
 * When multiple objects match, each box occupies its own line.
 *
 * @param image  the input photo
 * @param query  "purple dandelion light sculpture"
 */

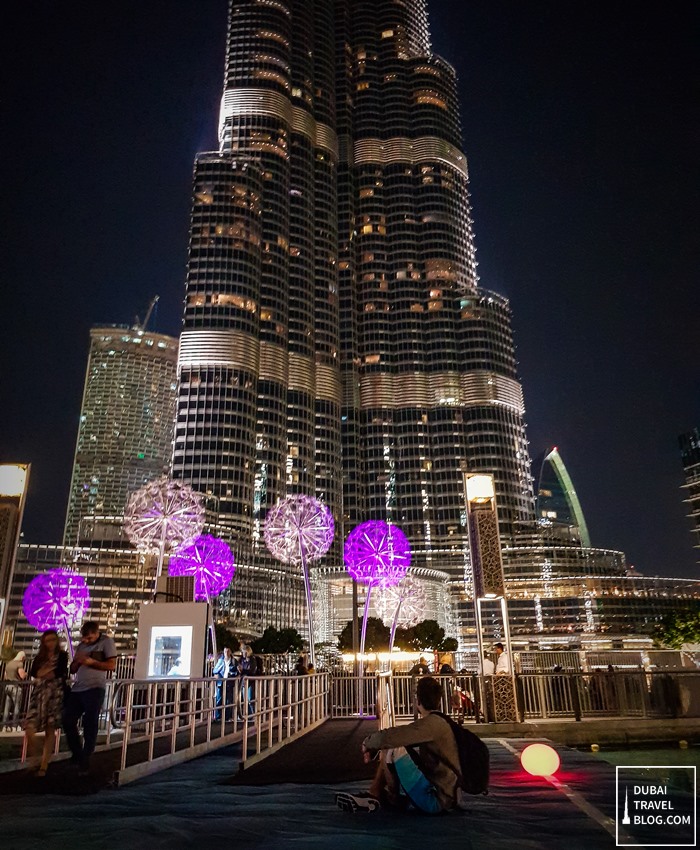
xmin=264 ymin=494 xmax=334 ymax=667
xmin=169 ymin=534 xmax=235 ymax=657
xmin=22 ymin=568 xmax=90 ymax=658
xmin=169 ymin=535 xmax=236 ymax=602
xmin=124 ymin=475 xmax=205 ymax=579
xmin=344 ymin=520 xmax=412 ymax=663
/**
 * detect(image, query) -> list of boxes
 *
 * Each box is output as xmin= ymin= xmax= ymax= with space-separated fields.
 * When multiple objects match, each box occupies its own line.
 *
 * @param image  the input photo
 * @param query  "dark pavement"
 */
xmin=0 ymin=722 xmax=696 ymax=850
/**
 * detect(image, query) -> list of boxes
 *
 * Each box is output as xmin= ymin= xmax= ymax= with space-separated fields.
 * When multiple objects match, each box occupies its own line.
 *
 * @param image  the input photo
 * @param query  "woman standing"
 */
xmin=24 ymin=630 xmax=69 ymax=776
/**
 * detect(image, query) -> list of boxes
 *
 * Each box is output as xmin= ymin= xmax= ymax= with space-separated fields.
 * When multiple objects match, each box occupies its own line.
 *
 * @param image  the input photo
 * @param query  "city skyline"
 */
xmin=1 ymin=1 xmax=697 ymax=579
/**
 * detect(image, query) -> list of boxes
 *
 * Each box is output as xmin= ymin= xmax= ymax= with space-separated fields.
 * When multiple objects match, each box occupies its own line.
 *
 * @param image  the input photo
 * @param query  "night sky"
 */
xmin=1 ymin=2 xmax=698 ymax=578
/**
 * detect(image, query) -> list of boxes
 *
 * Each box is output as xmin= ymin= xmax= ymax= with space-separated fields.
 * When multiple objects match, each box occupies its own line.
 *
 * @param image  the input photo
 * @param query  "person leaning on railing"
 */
xmin=3 ymin=651 xmax=28 ymax=729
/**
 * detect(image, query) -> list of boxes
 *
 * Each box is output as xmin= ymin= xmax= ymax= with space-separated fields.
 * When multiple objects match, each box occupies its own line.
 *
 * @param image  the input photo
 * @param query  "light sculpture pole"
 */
xmin=169 ymin=534 xmax=236 ymax=658
xmin=124 ymin=476 xmax=205 ymax=586
xmin=264 ymin=495 xmax=334 ymax=669
xmin=378 ymin=575 xmax=426 ymax=651
xmin=343 ymin=520 xmax=411 ymax=665
xmin=22 ymin=568 xmax=90 ymax=659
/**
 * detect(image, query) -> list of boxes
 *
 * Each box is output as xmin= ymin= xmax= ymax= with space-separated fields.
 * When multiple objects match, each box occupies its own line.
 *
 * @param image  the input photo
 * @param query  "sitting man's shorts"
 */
xmin=386 ymin=747 xmax=442 ymax=814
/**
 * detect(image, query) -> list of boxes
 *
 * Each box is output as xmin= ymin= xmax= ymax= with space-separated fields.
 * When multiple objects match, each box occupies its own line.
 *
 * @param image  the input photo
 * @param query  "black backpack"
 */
xmin=434 ymin=711 xmax=490 ymax=795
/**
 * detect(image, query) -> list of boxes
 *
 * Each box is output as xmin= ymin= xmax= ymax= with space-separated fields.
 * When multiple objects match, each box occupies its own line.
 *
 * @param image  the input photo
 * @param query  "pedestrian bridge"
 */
xmin=1 ymin=669 xmax=699 ymax=786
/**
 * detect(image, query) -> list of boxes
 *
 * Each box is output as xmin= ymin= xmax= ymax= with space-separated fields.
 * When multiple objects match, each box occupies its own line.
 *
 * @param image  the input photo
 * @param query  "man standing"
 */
xmin=63 ymin=621 xmax=117 ymax=774
xmin=482 ymin=652 xmax=495 ymax=676
xmin=213 ymin=647 xmax=236 ymax=720
xmin=494 ymin=642 xmax=510 ymax=675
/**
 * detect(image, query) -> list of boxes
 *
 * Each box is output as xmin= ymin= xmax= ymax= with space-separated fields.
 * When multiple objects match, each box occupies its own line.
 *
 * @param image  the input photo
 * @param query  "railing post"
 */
xmin=570 ymin=673 xmax=582 ymax=721
xmin=640 ymin=671 xmax=649 ymax=719
xmin=120 ymin=682 xmax=133 ymax=771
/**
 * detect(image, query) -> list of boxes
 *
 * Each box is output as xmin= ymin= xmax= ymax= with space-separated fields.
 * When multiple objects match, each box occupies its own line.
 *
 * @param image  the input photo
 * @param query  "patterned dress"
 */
xmin=25 ymin=653 xmax=67 ymax=732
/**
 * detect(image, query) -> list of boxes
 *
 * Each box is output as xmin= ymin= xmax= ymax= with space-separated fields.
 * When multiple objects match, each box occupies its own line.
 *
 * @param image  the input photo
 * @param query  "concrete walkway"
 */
xmin=0 ymin=732 xmax=611 ymax=848
xmin=1 ymin=722 xmax=696 ymax=849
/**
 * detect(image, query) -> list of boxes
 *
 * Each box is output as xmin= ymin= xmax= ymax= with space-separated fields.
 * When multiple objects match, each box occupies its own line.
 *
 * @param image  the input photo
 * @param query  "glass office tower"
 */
xmin=64 ymin=325 xmax=178 ymax=547
xmin=173 ymin=1 xmax=534 ymax=644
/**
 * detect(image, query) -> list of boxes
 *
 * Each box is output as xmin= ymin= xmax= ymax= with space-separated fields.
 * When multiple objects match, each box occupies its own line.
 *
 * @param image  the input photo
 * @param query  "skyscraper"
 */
xmin=173 ymin=0 xmax=534 ymax=645
xmin=64 ymin=324 xmax=178 ymax=546
xmin=679 ymin=428 xmax=700 ymax=560
xmin=533 ymin=447 xmax=591 ymax=547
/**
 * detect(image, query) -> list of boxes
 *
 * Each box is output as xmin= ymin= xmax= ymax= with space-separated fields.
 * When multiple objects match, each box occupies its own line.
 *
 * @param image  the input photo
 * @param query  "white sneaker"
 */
xmin=335 ymin=791 xmax=381 ymax=813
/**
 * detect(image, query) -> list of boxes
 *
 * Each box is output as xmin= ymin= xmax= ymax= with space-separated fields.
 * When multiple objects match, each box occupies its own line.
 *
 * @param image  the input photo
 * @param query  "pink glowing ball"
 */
xmin=521 ymin=743 xmax=560 ymax=777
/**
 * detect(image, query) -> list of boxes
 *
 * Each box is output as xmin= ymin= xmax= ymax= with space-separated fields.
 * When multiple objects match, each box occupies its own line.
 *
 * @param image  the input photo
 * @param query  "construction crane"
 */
xmin=133 ymin=295 xmax=160 ymax=334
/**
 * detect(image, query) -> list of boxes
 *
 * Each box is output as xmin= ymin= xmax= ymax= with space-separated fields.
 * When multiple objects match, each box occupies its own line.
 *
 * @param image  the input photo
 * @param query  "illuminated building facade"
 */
xmin=6 ymin=544 xmax=157 ymax=653
xmin=172 ymin=0 xmax=533 ymax=643
xmin=679 ymin=428 xmax=700 ymax=560
xmin=63 ymin=326 xmax=178 ymax=546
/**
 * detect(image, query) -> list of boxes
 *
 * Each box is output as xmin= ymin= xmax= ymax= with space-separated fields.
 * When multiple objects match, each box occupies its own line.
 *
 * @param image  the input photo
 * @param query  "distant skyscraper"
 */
xmin=173 ymin=0 xmax=533 ymax=645
xmin=64 ymin=325 xmax=178 ymax=546
xmin=679 ymin=428 xmax=700 ymax=560
xmin=533 ymin=447 xmax=591 ymax=547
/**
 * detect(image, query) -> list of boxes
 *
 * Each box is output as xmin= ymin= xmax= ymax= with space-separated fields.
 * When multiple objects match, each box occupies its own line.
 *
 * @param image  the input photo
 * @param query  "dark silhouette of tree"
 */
xmin=215 ymin=624 xmax=239 ymax=650
xmin=337 ymin=617 xmax=390 ymax=651
xmin=253 ymin=626 xmax=303 ymax=654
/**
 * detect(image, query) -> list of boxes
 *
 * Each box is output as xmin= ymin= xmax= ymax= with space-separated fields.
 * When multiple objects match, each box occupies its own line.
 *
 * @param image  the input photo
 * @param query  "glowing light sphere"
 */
xmin=23 ymin=569 xmax=90 ymax=632
xmin=520 ymin=743 xmax=560 ymax=777
xmin=377 ymin=575 xmax=426 ymax=627
xmin=124 ymin=476 xmax=205 ymax=554
xmin=344 ymin=521 xmax=411 ymax=588
xmin=169 ymin=534 xmax=235 ymax=601
xmin=264 ymin=494 xmax=334 ymax=566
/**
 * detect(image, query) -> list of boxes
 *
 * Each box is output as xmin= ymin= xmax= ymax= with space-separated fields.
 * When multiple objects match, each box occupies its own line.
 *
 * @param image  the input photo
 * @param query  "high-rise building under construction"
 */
xmin=173 ymin=0 xmax=535 ymax=643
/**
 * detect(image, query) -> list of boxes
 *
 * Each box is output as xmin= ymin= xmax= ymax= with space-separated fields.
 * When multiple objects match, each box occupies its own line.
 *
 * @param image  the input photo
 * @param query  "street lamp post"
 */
xmin=465 ymin=473 xmax=518 ymax=722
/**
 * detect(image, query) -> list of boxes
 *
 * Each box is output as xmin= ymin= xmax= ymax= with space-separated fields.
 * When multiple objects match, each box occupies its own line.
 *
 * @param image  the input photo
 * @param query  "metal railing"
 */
xmin=1 ymin=680 xmax=119 ymax=735
xmin=328 ymin=673 xmax=482 ymax=722
xmin=3 ymin=669 xmax=700 ymax=782
xmin=111 ymin=672 xmax=328 ymax=784
xmin=328 ymin=670 xmax=700 ymax=723
xmin=517 ymin=670 xmax=700 ymax=720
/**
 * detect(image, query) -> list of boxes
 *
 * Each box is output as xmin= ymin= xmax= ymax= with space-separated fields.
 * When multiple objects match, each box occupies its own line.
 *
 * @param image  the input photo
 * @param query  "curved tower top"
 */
xmin=535 ymin=447 xmax=591 ymax=548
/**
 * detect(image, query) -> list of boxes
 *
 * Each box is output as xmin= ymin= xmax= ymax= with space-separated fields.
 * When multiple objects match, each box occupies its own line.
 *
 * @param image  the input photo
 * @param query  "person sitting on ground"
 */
xmin=336 ymin=676 xmax=460 ymax=815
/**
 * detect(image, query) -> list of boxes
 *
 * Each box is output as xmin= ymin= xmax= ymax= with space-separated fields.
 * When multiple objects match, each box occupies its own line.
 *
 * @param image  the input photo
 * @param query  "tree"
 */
xmin=410 ymin=619 xmax=445 ymax=651
xmin=655 ymin=609 xmax=700 ymax=649
xmin=253 ymin=626 xmax=303 ymax=654
xmin=337 ymin=617 xmax=390 ymax=652
xmin=392 ymin=620 xmax=458 ymax=652
xmin=215 ymin=623 xmax=239 ymax=651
